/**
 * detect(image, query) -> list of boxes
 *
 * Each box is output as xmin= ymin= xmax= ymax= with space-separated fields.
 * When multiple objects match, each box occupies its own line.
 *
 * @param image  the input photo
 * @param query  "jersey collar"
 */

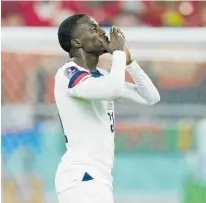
xmin=90 ymin=70 xmax=103 ymax=78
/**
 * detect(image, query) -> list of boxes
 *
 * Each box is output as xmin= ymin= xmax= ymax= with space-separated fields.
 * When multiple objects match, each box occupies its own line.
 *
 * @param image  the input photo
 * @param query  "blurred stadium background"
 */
xmin=1 ymin=1 xmax=206 ymax=203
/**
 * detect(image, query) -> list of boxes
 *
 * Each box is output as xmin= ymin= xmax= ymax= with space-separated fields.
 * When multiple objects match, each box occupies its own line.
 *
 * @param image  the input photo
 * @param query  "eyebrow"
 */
xmin=91 ymin=21 xmax=98 ymax=26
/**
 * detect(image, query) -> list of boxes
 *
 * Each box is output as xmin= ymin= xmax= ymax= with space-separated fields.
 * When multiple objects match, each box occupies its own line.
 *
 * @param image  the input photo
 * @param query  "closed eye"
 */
xmin=90 ymin=25 xmax=98 ymax=31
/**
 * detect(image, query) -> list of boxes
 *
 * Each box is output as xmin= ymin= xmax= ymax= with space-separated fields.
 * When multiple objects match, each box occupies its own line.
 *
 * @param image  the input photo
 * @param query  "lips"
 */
xmin=103 ymin=35 xmax=109 ymax=43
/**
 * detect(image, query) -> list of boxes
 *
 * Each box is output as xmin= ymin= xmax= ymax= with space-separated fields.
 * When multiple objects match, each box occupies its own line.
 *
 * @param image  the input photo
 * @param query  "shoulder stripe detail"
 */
xmin=68 ymin=71 xmax=91 ymax=88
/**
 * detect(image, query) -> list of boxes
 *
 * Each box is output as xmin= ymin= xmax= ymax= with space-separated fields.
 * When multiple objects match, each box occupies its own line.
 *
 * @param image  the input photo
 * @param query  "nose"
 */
xmin=99 ymin=29 xmax=106 ymax=36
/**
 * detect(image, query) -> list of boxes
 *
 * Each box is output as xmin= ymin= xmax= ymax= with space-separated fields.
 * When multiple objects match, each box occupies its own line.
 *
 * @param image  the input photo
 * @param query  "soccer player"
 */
xmin=55 ymin=14 xmax=160 ymax=203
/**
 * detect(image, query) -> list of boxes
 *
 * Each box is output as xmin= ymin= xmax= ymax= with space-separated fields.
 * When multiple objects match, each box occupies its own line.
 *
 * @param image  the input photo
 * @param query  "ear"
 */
xmin=71 ymin=39 xmax=82 ymax=49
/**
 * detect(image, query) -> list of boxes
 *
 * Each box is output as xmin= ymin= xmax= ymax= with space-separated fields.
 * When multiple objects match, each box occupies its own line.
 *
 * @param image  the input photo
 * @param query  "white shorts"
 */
xmin=57 ymin=178 xmax=114 ymax=203
xmin=55 ymin=163 xmax=114 ymax=203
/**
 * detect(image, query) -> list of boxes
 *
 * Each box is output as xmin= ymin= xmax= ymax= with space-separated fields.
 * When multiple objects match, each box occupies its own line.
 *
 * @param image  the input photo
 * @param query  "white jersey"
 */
xmin=54 ymin=51 xmax=160 ymax=193
xmin=55 ymin=61 xmax=115 ymax=175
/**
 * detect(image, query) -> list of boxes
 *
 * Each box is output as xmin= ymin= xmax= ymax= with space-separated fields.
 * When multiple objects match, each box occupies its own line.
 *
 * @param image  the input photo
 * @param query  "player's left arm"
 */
xmin=118 ymin=29 xmax=160 ymax=106
xmin=122 ymin=60 xmax=160 ymax=106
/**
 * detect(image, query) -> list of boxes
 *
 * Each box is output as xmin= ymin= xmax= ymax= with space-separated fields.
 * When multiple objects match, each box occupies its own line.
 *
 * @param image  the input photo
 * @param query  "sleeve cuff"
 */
xmin=113 ymin=50 xmax=126 ymax=58
xmin=126 ymin=59 xmax=143 ymax=74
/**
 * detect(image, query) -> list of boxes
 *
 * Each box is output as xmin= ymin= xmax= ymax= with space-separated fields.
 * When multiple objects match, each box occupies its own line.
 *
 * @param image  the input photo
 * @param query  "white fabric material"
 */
xmin=54 ymin=51 xmax=126 ymax=194
xmin=123 ymin=60 xmax=160 ymax=105
xmin=68 ymin=51 xmax=126 ymax=100
xmin=57 ymin=178 xmax=114 ymax=203
xmin=54 ymin=52 xmax=160 ymax=196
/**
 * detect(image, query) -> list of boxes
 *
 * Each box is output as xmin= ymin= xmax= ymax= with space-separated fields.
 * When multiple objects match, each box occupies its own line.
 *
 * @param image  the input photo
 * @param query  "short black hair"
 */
xmin=58 ymin=14 xmax=86 ymax=55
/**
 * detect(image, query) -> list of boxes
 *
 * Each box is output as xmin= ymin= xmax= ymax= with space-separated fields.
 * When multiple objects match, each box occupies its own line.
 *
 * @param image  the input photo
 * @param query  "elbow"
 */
xmin=153 ymin=91 xmax=161 ymax=104
xmin=111 ymin=87 xmax=124 ymax=99
xmin=146 ymin=91 xmax=160 ymax=106
xmin=110 ymin=82 xmax=124 ymax=99
xmin=107 ymin=76 xmax=125 ymax=99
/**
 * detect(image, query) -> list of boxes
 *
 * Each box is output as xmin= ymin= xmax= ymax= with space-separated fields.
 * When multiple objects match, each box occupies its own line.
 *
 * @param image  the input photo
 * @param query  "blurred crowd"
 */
xmin=2 ymin=1 xmax=206 ymax=27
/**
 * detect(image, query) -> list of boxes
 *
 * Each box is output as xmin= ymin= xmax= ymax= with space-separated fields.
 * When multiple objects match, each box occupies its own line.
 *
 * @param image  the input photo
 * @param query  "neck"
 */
xmin=72 ymin=51 xmax=99 ymax=72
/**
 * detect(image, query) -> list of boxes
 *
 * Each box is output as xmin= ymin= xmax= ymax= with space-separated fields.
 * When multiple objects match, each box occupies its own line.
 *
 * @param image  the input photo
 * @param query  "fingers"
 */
xmin=114 ymin=27 xmax=122 ymax=38
xmin=110 ymin=27 xmax=125 ymax=45
xmin=115 ymin=27 xmax=125 ymax=40
xmin=110 ymin=26 xmax=122 ymax=39
xmin=119 ymin=29 xmax=125 ymax=40
xmin=110 ymin=26 xmax=115 ymax=39
xmin=108 ymin=26 xmax=126 ymax=53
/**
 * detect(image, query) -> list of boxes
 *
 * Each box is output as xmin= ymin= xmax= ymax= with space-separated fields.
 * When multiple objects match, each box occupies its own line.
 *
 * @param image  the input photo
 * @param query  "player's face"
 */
xmin=76 ymin=16 xmax=109 ymax=54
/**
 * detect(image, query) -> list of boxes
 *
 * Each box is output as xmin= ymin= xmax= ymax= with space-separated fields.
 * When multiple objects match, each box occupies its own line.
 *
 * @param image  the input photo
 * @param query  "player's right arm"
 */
xmin=67 ymin=27 xmax=127 ymax=100
xmin=68 ymin=50 xmax=126 ymax=100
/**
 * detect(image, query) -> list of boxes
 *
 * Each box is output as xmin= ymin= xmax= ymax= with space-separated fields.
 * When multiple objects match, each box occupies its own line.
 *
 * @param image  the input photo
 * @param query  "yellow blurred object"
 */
xmin=162 ymin=12 xmax=184 ymax=26
xmin=27 ymin=176 xmax=44 ymax=203
xmin=2 ymin=178 xmax=21 ymax=203
xmin=2 ymin=176 xmax=44 ymax=203
xmin=177 ymin=123 xmax=193 ymax=151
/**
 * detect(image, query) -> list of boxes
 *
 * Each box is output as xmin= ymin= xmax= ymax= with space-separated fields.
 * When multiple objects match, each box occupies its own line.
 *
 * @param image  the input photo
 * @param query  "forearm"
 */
xmin=108 ymin=50 xmax=126 ymax=96
xmin=126 ymin=60 xmax=160 ymax=105
xmin=121 ymin=85 xmax=148 ymax=104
